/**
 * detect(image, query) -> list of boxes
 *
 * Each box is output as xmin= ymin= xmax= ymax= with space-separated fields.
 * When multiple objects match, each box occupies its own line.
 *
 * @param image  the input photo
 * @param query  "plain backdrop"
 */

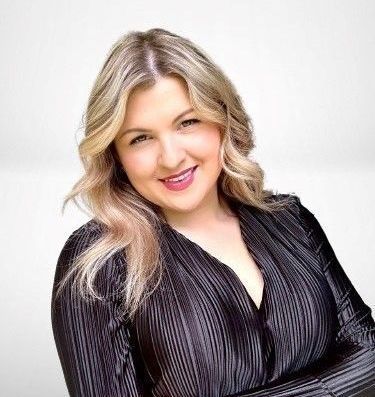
xmin=0 ymin=0 xmax=374 ymax=395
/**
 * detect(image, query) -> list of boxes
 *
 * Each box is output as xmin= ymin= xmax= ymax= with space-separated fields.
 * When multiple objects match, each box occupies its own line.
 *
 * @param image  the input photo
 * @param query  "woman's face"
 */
xmin=113 ymin=76 xmax=223 ymax=216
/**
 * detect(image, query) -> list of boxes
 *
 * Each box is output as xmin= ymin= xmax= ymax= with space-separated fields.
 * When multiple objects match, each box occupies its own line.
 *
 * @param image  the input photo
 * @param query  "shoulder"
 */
xmin=267 ymin=192 xmax=300 ymax=206
xmin=51 ymin=220 xmax=124 ymax=320
xmin=267 ymin=192 xmax=310 ymax=222
xmin=268 ymin=192 xmax=316 ymax=221
xmin=57 ymin=219 xmax=105 ymax=265
xmin=239 ymin=192 xmax=302 ymax=215
xmin=71 ymin=218 xmax=106 ymax=238
xmin=52 ymin=219 xmax=121 ymax=299
xmin=263 ymin=193 xmax=322 ymax=242
xmin=239 ymin=192 xmax=309 ymax=235
xmin=63 ymin=217 xmax=108 ymax=248
xmin=267 ymin=192 xmax=306 ymax=214
xmin=54 ymin=219 xmax=103 ymax=277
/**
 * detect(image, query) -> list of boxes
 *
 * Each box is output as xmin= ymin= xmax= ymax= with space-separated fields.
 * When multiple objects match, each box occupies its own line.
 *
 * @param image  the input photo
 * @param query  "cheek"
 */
xmin=191 ymin=126 xmax=222 ymax=159
xmin=120 ymin=152 xmax=155 ymax=178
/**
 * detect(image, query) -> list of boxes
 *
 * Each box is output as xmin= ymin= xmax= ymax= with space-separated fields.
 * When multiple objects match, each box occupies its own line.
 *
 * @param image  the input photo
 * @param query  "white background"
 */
xmin=0 ymin=0 xmax=374 ymax=395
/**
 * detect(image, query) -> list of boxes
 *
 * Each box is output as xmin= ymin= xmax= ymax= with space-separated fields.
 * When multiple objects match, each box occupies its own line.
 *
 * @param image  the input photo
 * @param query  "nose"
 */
xmin=157 ymin=135 xmax=186 ymax=170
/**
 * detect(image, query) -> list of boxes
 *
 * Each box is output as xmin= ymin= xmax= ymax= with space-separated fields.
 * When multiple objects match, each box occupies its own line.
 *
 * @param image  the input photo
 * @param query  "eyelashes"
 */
xmin=129 ymin=135 xmax=148 ymax=145
xmin=180 ymin=118 xmax=199 ymax=128
xmin=129 ymin=118 xmax=200 ymax=146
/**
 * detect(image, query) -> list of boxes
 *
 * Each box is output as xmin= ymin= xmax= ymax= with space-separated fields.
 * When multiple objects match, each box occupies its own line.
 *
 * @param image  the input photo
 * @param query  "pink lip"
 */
xmin=160 ymin=166 xmax=198 ymax=191
xmin=159 ymin=166 xmax=196 ymax=181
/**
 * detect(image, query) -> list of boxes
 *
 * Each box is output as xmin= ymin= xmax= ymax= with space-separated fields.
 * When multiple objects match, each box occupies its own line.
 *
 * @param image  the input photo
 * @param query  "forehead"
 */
xmin=123 ymin=76 xmax=191 ymax=125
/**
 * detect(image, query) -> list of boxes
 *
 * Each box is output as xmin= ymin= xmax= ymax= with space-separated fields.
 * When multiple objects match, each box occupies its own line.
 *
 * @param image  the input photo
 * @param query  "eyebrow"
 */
xmin=119 ymin=107 xmax=195 ymax=139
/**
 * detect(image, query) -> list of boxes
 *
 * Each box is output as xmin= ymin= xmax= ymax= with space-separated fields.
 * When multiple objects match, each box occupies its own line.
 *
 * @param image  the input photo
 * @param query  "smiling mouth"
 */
xmin=159 ymin=166 xmax=198 ymax=182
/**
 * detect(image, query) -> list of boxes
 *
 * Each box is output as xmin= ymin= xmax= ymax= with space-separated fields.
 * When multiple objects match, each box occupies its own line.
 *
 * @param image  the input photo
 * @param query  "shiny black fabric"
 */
xmin=51 ymin=194 xmax=375 ymax=396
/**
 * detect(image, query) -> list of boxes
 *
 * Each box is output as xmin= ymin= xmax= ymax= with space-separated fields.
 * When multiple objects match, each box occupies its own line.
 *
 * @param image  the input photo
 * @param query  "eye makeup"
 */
xmin=129 ymin=118 xmax=200 ymax=146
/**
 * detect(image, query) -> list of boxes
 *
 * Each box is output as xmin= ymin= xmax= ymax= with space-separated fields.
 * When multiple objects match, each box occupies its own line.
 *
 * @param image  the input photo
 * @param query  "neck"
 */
xmin=161 ymin=191 xmax=235 ymax=232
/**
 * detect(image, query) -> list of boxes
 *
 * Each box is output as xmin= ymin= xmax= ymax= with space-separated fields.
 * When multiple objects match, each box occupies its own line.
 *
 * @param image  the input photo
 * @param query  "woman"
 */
xmin=51 ymin=28 xmax=375 ymax=397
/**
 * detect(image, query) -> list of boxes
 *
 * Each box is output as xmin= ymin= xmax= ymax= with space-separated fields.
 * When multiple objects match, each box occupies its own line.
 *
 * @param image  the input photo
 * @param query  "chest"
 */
xmin=178 ymin=222 xmax=265 ymax=309
xmin=131 ymin=211 xmax=338 ymax=395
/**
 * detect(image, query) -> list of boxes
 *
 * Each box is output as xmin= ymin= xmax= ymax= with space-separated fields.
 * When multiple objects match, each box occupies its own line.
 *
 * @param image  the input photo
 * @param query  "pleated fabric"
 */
xmin=51 ymin=194 xmax=375 ymax=396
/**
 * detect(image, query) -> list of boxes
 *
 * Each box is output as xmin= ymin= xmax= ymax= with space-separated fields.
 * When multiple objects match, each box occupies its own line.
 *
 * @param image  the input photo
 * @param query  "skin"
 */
xmin=113 ymin=75 xmax=234 ymax=232
xmin=112 ymin=75 xmax=264 ymax=307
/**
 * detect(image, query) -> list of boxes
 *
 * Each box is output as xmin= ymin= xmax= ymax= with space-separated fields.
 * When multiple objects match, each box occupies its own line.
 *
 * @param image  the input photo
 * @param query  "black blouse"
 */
xmin=51 ymin=194 xmax=375 ymax=396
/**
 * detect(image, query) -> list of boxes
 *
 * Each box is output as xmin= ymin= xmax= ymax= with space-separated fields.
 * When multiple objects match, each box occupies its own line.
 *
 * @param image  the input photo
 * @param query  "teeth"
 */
xmin=164 ymin=168 xmax=194 ymax=183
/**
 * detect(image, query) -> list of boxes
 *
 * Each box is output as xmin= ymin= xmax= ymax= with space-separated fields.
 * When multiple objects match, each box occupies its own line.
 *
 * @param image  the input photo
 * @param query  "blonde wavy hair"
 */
xmin=54 ymin=28 xmax=293 ymax=321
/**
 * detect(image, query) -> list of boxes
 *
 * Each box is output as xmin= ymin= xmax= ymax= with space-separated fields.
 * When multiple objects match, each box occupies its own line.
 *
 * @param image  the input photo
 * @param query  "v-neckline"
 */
xmin=160 ymin=202 xmax=268 ymax=315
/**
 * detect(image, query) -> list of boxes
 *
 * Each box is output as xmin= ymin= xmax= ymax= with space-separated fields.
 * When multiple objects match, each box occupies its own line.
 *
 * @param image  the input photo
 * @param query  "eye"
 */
xmin=180 ymin=118 xmax=200 ymax=128
xmin=129 ymin=134 xmax=150 ymax=145
xmin=129 ymin=119 xmax=200 ymax=146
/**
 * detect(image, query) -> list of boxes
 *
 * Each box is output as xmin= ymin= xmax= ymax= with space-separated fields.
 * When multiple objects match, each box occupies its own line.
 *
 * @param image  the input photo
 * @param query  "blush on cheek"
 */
xmin=192 ymin=128 xmax=221 ymax=156
xmin=123 ymin=154 xmax=156 ymax=179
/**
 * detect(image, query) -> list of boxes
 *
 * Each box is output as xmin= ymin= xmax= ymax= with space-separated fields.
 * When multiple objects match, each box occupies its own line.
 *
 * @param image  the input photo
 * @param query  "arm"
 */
xmin=227 ymin=195 xmax=375 ymax=397
xmin=51 ymin=223 xmax=142 ymax=397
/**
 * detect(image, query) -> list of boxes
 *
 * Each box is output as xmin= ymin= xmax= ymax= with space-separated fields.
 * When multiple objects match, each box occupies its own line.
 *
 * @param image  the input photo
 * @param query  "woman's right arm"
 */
xmin=51 ymin=223 xmax=143 ymax=397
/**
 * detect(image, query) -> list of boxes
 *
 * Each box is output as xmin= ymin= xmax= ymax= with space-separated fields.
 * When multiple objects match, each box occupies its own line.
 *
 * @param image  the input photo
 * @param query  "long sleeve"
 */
xmin=51 ymin=223 xmax=142 ymax=397
xmin=228 ymin=195 xmax=375 ymax=397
